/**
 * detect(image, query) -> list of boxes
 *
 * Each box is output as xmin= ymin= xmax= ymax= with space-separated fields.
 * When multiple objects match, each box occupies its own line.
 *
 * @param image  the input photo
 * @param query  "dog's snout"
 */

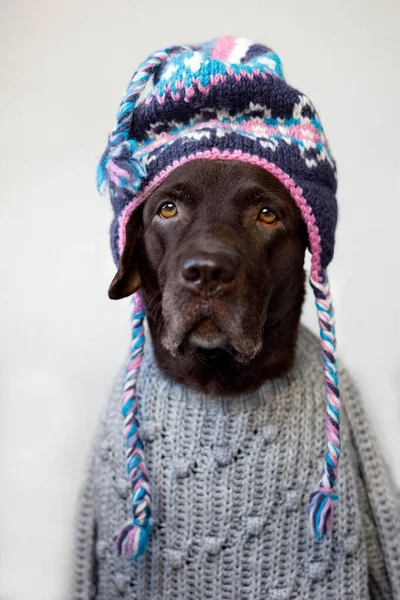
xmin=181 ymin=253 xmax=237 ymax=295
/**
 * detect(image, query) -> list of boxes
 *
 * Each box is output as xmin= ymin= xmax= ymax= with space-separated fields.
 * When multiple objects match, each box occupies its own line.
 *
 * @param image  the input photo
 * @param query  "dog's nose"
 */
xmin=181 ymin=254 xmax=237 ymax=295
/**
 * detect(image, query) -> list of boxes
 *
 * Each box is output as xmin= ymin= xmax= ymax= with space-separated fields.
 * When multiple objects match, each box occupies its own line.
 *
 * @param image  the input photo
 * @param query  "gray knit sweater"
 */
xmin=72 ymin=325 xmax=400 ymax=599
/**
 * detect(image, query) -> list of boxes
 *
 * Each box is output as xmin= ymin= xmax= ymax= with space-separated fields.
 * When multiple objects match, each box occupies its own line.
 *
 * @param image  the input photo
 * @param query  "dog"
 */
xmin=108 ymin=159 xmax=308 ymax=396
xmin=71 ymin=37 xmax=400 ymax=598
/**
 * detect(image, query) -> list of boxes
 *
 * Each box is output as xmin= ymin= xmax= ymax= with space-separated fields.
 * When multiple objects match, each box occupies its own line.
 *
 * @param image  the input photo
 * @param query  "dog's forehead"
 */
xmin=151 ymin=159 xmax=294 ymax=206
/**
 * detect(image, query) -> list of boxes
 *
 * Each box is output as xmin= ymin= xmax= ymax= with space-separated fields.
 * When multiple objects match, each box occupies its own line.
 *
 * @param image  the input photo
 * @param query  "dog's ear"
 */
xmin=108 ymin=206 xmax=143 ymax=300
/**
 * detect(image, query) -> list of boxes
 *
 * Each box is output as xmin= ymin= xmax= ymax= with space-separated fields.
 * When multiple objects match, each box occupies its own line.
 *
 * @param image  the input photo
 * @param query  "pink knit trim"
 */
xmin=118 ymin=149 xmax=323 ymax=281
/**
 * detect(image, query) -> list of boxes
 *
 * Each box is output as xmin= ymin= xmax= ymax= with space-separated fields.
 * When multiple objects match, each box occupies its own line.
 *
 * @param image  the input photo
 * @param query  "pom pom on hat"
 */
xmin=97 ymin=139 xmax=146 ymax=196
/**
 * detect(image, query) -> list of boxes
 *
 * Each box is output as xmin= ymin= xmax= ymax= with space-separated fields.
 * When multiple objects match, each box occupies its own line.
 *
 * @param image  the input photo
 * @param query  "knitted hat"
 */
xmin=98 ymin=37 xmax=340 ymax=560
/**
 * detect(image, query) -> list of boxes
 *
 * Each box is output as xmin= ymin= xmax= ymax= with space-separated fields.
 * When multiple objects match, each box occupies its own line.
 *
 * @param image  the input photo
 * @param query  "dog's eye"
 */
xmin=159 ymin=202 xmax=178 ymax=219
xmin=259 ymin=207 xmax=278 ymax=224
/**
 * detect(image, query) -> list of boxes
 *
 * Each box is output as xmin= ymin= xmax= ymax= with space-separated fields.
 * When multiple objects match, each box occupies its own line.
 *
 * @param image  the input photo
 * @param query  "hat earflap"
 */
xmin=307 ymin=270 xmax=340 ymax=540
xmin=114 ymin=291 xmax=151 ymax=559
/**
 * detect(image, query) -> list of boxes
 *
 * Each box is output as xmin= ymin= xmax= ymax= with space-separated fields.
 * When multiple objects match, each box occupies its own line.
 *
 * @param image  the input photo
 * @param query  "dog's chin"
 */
xmin=162 ymin=317 xmax=261 ymax=364
xmin=186 ymin=318 xmax=229 ymax=351
xmin=188 ymin=333 xmax=227 ymax=350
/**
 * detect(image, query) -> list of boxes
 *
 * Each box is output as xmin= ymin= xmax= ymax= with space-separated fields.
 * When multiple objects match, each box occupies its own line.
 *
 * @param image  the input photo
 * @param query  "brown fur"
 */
xmin=109 ymin=160 xmax=307 ymax=396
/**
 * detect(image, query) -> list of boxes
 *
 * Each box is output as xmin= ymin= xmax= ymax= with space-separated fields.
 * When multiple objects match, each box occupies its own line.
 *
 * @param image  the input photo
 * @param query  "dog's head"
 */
xmin=109 ymin=159 xmax=307 ymax=393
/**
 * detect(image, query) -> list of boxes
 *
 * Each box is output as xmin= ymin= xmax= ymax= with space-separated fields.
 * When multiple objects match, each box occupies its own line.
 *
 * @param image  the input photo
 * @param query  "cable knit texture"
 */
xmin=71 ymin=325 xmax=400 ymax=599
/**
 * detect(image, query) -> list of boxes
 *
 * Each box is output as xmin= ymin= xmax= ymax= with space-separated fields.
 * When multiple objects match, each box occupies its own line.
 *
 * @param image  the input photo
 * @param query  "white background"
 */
xmin=1 ymin=1 xmax=399 ymax=598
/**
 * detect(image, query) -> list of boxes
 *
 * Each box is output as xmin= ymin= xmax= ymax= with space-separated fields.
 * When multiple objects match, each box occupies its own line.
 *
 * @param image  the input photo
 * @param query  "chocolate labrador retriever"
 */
xmin=109 ymin=159 xmax=307 ymax=395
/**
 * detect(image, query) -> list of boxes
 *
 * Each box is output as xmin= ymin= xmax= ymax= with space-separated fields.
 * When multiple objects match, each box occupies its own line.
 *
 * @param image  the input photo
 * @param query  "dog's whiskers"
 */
xmin=146 ymin=289 xmax=163 ymax=316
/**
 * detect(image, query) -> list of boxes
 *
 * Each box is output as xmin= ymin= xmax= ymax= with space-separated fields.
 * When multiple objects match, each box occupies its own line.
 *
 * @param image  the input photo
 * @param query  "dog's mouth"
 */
xmin=161 ymin=291 xmax=263 ymax=364
xmin=187 ymin=317 xmax=229 ymax=350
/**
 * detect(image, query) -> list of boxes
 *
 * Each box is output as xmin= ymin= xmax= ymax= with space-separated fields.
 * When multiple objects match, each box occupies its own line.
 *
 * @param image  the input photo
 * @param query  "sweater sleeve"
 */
xmin=70 ymin=446 xmax=99 ymax=600
xmin=341 ymin=369 xmax=400 ymax=599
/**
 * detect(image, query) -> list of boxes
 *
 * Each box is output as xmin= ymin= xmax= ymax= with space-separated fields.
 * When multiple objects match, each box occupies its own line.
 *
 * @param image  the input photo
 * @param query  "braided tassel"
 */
xmin=307 ymin=270 xmax=340 ymax=541
xmin=97 ymin=45 xmax=193 ymax=197
xmin=114 ymin=291 xmax=152 ymax=559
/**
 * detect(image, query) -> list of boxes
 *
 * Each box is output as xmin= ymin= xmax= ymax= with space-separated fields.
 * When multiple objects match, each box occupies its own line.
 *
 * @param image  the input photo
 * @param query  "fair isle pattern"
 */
xmin=96 ymin=36 xmax=341 ymax=560
xmin=140 ymin=47 xmax=284 ymax=105
xmin=136 ymin=99 xmax=333 ymax=171
xmin=307 ymin=273 xmax=340 ymax=540
xmin=114 ymin=292 xmax=152 ymax=559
